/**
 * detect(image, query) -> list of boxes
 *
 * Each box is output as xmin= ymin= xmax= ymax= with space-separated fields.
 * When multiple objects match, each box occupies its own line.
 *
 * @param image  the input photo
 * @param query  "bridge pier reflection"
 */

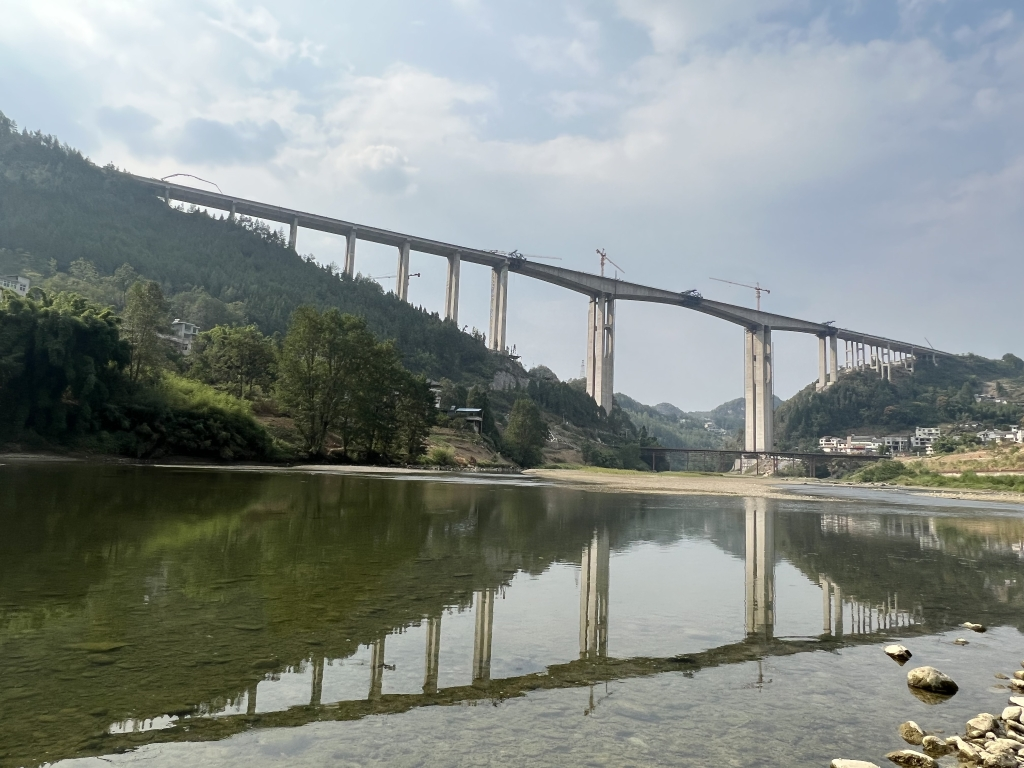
xmin=310 ymin=656 xmax=324 ymax=706
xmin=472 ymin=589 xmax=494 ymax=684
xmin=744 ymin=499 xmax=775 ymax=639
xmin=368 ymin=637 xmax=385 ymax=700
xmin=580 ymin=530 xmax=609 ymax=659
xmin=423 ymin=616 xmax=441 ymax=694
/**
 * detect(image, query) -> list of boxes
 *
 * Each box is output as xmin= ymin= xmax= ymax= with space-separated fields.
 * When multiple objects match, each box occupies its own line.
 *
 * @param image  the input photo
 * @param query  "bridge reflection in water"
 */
xmin=230 ymin=500 xmax=923 ymax=719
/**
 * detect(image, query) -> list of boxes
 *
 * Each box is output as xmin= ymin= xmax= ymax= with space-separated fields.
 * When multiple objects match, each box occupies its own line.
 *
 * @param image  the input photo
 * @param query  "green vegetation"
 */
xmin=501 ymin=398 xmax=547 ymax=467
xmin=853 ymin=459 xmax=1024 ymax=492
xmin=276 ymin=306 xmax=434 ymax=460
xmin=776 ymin=355 xmax=1024 ymax=450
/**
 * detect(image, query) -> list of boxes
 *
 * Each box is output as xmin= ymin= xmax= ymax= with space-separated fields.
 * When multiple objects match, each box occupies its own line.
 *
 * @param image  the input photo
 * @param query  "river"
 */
xmin=1 ymin=461 xmax=1023 ymax=767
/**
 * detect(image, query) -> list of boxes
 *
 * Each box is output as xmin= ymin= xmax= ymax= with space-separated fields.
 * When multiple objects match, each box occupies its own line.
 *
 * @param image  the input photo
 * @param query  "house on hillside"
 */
xmin=168 ymin=319 xmax=200 ymax=354
xmin=0 ymin=275 xmax=30 ymax=296
xmin=818 ymin=436 xmax=842 ymax=452
xmin=882 ymin=435 xmax=910 ymax=453
xmin=977 ymin=428 xmax=1022 ymax=444
xmin=911 ymin=427 xmax=940 ymax=452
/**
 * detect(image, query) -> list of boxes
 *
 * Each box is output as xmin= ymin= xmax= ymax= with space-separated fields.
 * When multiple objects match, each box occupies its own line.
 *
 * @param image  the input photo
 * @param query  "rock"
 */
xmin=907 ymin=666 xmax=959 ymax=695
xmin=1010 ymin=678 xmax=1024 ymax=691
xmin=898 ymin=721 xmax=925 ymax=745
xmin=979 ymin=750 xmax=1017 ymax=768
xmin=831 ymin=761 xmax=881 ymax=768
xmin=921 ymin=735 xmax=951 ymax=757
xmin=1009 ymin=696 xmax=1024 ymax=707
xmin=884 ymin=750 xmax=935 ymax=767
xmin=962 ymin=621 xmax=987 ymax=632
xmin=988 ymin=739 xmax=1021 ymax=754
xmin=996 ymin=673 xmax=1010 ymax=679
xmin=1014 ymin=671 xmax=1024 ymax=681
xmin=953 ymin=638 xmax=969 ymax=645
xmin=884 ymin=644 xmax=913 ymax=664
xmin=952 ymin=736 xmax=982 ymax=762
xmin=967 ymin=714 xmax=1001 ymax=739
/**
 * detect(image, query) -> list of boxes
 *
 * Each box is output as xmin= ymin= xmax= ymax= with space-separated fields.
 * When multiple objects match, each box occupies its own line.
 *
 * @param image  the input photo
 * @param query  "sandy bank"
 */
xmin=525 ymin=468 xmax=802 ymax=499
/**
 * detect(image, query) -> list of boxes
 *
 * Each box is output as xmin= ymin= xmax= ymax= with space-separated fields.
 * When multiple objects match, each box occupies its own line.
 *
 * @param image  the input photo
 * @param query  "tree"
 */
xmin=191 ymin=324 xmax=276 ymax=399
xmin=122 ymin=281 xmax=170 ymax=383
xmin=502 ymin=397 xmax=547 ymax=467
xmin=0 ymin=291 xmax=129 ymax=435
xmin=111 ymin=262 xmax=139 ymax=306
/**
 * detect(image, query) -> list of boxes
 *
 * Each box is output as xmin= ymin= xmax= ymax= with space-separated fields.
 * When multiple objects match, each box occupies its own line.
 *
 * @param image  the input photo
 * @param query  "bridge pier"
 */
xmin=829 ymin=336 xmax=838 ymax=385
xmin=344 ymin=229 xmax=357 ymax=277
xmin=585 ymin=297 xmax=615 ymax=415
xmin=744 ymin=499 xmax=775 ymax=639
xmin=472 ymin=589 xmax=494 ymax=684
xmin=579 ymin=529 xmax=609 ymax=659
xmin=744 ymin=326 xmax=773 ymax=452
xmin=289 ymin=217 xmax=298 ymax=251
xmin=488 ymin=264 xmax=508 ymax=351
xmin=396 ymin=241 xmax=411 ymax=301
xmin=817 ymin=335 xmax=840 ymax=390
xmin=445 ymin=252 xmax=461 ymax=323
xmin=423 ymin=615 xmax=441 ymax=694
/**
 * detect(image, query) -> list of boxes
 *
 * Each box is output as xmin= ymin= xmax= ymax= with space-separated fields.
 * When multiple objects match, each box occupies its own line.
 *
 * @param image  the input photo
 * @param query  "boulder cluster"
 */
xmin=832 ymin=632 xmax=1024 ymax=768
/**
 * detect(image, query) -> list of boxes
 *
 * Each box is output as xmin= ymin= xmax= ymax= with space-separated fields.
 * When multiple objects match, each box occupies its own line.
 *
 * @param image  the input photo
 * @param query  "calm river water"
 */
xmin=2 ymin=462 xmax=1024 ymax=767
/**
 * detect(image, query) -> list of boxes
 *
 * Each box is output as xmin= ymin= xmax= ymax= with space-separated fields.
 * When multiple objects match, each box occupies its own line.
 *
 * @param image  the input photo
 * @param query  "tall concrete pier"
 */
xmin=585 ymin=297 xmax=616 ymax=415
xmin=744 ymin=326 xmax=773 ymax=452
xmin=488 ymin=265 xmax=508 ymax=351
xmin=445 ymin=252 xmax=461 ymax=323
xmin=396 ymin=241 xmax=411 ymax=302
xmin=344 ymin=230 xmax=357 ymax=277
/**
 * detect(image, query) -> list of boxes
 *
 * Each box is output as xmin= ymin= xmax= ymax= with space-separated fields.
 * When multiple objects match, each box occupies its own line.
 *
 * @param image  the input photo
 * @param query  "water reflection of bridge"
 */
xmin=236 ymin=499 xmax=920 ymax=715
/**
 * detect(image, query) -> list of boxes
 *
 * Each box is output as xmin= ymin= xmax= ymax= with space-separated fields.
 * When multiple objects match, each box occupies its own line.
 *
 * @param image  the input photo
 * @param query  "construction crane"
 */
xmin=710 ymin=277 xmax=770 ymax=311
xmin=596 ymin=249 xmax=625 ymax=278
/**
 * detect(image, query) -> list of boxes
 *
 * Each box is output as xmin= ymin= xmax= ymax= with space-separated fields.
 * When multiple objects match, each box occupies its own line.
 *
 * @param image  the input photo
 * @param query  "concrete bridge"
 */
xmin=132 ymin=174 xmax=956 ymax=452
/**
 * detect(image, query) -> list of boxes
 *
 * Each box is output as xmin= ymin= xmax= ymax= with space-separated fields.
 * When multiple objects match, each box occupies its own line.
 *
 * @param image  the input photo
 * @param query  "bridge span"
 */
xmin=131 ymin=174 xmax=956 ymax=452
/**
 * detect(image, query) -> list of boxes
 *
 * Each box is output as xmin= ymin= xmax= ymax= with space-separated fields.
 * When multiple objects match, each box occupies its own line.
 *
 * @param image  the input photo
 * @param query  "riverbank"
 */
xmin=527 ymin=467 xmax=1024 ymax=506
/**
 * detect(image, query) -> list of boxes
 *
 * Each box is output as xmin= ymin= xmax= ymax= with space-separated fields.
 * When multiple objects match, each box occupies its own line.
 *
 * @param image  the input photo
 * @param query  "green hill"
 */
xmin=776 ymin=353 xmax=1024 ymax=450
xmin=0 ymin=111 xmax=495 ymax=385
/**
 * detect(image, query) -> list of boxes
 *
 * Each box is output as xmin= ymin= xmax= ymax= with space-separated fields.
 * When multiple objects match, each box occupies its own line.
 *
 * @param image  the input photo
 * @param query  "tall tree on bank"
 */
xmin=276 ymin=306 xmax=434 ymax=460
xmin=122 ymin=281 xmax=169 ymax=383
xmin=502 ymin=397 xmax=547 ymax=467
xmin=191 ymin=324 xmax=276 ymax=399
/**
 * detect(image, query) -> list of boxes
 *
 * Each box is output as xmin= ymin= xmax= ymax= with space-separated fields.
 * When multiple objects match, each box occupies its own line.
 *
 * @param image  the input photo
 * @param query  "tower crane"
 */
xmin=709 ymin=277 xmax=771 ymax=311
xmin=596 ymin=249 xmax=625 ymax=278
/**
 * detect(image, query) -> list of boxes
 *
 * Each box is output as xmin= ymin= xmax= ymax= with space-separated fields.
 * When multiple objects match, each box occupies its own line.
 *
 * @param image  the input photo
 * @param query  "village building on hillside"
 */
xmin=0 ymin=275 xmax=31 ymax=296
xmin=168 ymin=319 xmax=200 ymax=354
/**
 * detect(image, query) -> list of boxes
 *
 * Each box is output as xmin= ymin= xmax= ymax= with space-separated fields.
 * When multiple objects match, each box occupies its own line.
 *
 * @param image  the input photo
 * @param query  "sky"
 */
xmin=1 ymin=0 xmax=1022 ymax=410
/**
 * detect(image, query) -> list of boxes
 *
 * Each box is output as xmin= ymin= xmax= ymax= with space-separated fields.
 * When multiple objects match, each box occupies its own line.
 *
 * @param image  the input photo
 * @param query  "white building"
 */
xmin=169 ymin=319 xmax=200 ymax=354
xmin=846 ymin=435 xmax=883 ymax=454
xmin=0 ymin=275 xmax=30 ymax=296
xmin=977 ymin=428 xmax=1023 ymax=444
xmin=882 ymin=436 xmax=910 ymax=453
xmin=911 ymin=427 xmax=941 ymax=451
xmin=818 ymin=436 xmax=842 ymax=452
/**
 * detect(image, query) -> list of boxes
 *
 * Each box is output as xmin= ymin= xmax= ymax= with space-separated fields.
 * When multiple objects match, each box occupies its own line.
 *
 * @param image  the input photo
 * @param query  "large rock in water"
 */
xmin=831 ymin=761 xmax=881 ymax=768
xmin=884 ymin=750 xmax=936 ymax=768
xmin=907 ymin=666 xmax=959 ymax=695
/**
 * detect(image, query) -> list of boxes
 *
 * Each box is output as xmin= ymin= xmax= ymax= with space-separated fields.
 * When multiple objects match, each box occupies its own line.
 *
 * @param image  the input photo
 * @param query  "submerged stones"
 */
xmin=884 ymin=645 xmax=913 ymax=664
xmin=884 ymin=749 xmax=935 ymax=767
xmin=831 ymin=761 xmax=881 ymax=768
xmin=954 ymin=638 xmax=970 ymax=646
xmin=963 ymin=621 xmax=988 ymax=632
xmin=898 ymin=721 xmax=925 ymax=745
xmin=907 ymin=666 xmax=959 ymax=695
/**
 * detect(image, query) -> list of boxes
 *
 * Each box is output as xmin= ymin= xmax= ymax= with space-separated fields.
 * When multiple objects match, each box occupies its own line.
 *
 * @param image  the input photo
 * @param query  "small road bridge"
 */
xmin=132 ymin=174 xmax=957 ymax=452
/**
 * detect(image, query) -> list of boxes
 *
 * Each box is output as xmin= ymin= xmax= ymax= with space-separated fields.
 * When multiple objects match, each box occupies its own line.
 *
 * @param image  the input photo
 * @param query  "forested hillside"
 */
xmin=0 ymin=111 xmax=494 ymax=384
xmin=776 ymin=353 xmax=1024 ymax=450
